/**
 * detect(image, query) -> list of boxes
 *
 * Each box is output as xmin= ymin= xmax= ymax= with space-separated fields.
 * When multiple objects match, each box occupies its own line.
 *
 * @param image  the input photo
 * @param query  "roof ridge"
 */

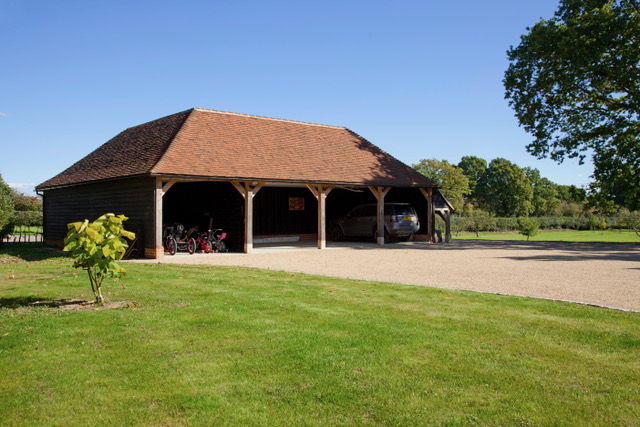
xmin=150 ymin=109 xmax=196 ymax=174
xmin=120 ymin=108 xmax=194 ymax=132
xmin=192 ymin=107 xmax=345 ymax=130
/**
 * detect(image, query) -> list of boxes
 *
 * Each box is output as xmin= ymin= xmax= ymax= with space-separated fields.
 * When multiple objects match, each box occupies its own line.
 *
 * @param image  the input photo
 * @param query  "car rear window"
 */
xmin=392 ymin=205 xmax=415 ymax=216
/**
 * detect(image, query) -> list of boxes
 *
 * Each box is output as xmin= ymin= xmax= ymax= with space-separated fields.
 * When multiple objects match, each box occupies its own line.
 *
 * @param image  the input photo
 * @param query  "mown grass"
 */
xmin=1 ymin=245 xmax=639 ymax=425
xmin=10 ymin=225 xmax=43 ymax=236
xmin=455 ymin=229 xmax=640 ymax=243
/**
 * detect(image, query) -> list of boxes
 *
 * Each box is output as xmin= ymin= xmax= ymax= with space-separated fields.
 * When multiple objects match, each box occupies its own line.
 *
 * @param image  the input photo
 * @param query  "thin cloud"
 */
xmin=0 ymin=112 xmax=7 ymax=117
xmin=8 ymin=183 xmax=37 ymax=196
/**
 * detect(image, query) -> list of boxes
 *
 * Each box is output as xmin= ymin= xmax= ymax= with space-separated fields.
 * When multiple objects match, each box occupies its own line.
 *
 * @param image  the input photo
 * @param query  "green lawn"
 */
xmin=455 ymin=229 xmax=640 ymax=243
xmin=1 ymin=245 xmax=639 ymax=425
xmin=10 ymin=225 xmax=43 ymax=236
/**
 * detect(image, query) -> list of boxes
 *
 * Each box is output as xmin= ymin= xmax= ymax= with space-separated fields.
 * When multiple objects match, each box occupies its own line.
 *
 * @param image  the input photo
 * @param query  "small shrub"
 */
xmin=63 ymin=213 xmax=135 ymax=303
xmin=466 ymin=210 xmax=496 ymax=236
xmin=517 ymin=217 xmax=540 ymax=241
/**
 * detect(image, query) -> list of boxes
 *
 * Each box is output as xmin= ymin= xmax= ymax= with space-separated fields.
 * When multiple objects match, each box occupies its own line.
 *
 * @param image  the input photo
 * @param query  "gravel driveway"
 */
xmin=135 ymin=240 xmax=640 ymax=312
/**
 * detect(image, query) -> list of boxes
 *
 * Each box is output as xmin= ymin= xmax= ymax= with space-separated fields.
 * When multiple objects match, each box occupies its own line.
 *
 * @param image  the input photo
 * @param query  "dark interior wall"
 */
xmin=253 ymin=187 xmax=317 ymax=235
xmin=326 ymin=187 xmax=429 ymax=235
xmin=326 ymin=188 xmax=376 ymax=220
xmin=162 ymin=181 xmax=244 ymax=252
xmin=43 ymin=177 xmax=155 ymax=251
xmin=161 ymin=182 xmax=431 ymax=252
xmin=163 ymin=184 xmax=320 ymax=250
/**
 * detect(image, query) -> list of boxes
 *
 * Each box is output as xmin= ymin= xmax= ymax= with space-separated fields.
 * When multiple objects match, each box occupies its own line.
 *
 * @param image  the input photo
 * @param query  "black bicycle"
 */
xmin=207 ymin=229 xmax=228 ymax=252
xmin=163 ymin=223 xmax=196 ymax=255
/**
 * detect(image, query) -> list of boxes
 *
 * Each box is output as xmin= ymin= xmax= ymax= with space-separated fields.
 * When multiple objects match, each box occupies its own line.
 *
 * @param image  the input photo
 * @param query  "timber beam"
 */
xmin=231 ymin=181 xmax=265 ymax=253
xmin=368 ymin=186 xmax=391 ymax=245
xmin=307 ymin=184 xmax=334 ymax=249
xmin=419 ymin=188 xmax=435 ymax=243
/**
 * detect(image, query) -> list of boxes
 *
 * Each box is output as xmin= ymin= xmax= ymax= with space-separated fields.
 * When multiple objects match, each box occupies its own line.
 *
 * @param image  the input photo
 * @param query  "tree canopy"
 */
xmin=524 ymin=167 xmax=561 ymax=216
xmin=0 ymin=173 xmax=15 ymax=243
xmin=476 ymin=158 xmax=534 ymax=217
xmin=457 ymin=156 xmax=487 ymax=195
xmin=412 ymin=159 xmax=470 ymax=211
xmin=504 ymin=0 xmax=640 ymax=210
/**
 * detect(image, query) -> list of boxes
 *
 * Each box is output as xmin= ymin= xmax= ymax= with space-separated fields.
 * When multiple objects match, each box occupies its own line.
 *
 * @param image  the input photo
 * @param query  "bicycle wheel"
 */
xmin=187 ymin=238 xmax=196 ymax=254
xmin=216 ymin=240 xmax=227 ymax=253
xmin=169 ymin=238 xmax=177 ymax=256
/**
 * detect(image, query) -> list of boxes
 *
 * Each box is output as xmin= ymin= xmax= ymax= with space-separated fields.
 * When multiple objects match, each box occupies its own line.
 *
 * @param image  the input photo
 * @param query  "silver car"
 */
xmin=330 ymin=203 xmax=420 ymax=242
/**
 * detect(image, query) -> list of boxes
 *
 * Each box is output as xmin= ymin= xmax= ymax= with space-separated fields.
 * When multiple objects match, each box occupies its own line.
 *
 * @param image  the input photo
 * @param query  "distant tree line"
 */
xmin=0 ymin=172 xmax=43 ymax=243
xmin=413 ymin=156 xmax=640 ymax=236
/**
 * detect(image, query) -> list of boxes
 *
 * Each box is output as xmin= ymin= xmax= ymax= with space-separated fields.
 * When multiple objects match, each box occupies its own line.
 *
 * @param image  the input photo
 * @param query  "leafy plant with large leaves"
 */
xmin=504 ymin=0 xmax=640 ymax=209
xmin=63 ymin=213 xmax=135 ymax=303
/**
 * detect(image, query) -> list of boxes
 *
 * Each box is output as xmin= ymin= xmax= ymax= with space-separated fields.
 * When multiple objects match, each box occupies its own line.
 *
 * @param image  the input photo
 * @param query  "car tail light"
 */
xmin=391 ymin=215 xmax=398 ymax=223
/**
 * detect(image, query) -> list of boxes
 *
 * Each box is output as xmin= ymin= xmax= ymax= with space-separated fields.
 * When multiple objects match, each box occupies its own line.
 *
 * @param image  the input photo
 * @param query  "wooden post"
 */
xmin=420 ymin=188 xmax=434 ymax=243
xmin=146 ymin=177 xmax=181 ymax=258
xmin=445 ymin=210 xmax=451 ymax=243
xmin=231 ymin=181 xmax=264 ymax=254
xmin=368 ymin=186 xmax=391 ymax=245
xmin=307 ymin=184 xmax=333 ymax=249
xmin=152 ymin=177 xmax=164 ymax=259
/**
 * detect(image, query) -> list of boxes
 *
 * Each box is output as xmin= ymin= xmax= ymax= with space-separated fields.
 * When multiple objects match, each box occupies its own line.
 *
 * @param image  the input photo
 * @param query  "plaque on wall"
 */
xmin=289 ymin=197 xmax=305 ymax=211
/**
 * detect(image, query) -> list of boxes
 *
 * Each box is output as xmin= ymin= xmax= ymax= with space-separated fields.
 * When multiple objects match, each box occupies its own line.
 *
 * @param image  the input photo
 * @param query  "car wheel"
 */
xmin=330 ymin=225 xmax=344 ymax=241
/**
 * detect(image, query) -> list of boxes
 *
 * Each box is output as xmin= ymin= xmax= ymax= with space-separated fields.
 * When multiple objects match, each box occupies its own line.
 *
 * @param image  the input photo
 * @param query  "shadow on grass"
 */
xmin=0 ymin=243 xmax=69 ymax=262
xmin=0 ymin=296 xmax=90 ymax=309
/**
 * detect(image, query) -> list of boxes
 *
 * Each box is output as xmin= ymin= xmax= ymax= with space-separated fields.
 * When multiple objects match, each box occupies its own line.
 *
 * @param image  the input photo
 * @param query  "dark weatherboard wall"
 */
xmin=43 ymin=177 xmax=155 ymax=252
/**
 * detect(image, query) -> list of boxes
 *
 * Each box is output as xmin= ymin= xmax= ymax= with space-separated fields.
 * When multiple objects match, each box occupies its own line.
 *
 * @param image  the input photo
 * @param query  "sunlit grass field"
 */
xmin=1 ymin=245 xmax=639 ymax=425
xmin=455 ymin=229 xmax=640 ymax=243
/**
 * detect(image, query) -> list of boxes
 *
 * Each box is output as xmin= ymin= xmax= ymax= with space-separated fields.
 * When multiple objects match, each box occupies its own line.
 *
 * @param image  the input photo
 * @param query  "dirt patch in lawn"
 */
xmin=30 ymin=299 xmax=131 ymax=311
xmin=2 ymin=298 xmax=136 ymax=312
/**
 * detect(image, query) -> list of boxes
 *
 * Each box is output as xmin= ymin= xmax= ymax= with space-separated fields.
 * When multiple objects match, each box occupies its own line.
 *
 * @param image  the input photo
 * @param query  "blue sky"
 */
xmin=0 ymin=0 xmax=593 ymax=196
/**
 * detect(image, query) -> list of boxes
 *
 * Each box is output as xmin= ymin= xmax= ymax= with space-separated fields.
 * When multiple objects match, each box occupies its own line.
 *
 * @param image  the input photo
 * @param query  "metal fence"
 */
xmin=4 ymin=226 xmax=44 ymax=243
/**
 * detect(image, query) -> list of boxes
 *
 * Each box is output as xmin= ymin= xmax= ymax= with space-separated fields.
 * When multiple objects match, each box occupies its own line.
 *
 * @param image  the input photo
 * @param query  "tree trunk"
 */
xmin=87 ymin=268 xmax=105 ymax=304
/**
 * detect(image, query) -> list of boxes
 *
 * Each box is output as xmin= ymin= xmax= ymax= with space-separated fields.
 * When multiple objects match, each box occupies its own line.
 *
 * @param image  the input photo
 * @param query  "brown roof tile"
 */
xmin=37 ymin=108 xmax=437 ymax=190
xmin=37 ymin=110 xmax=191 ymax=189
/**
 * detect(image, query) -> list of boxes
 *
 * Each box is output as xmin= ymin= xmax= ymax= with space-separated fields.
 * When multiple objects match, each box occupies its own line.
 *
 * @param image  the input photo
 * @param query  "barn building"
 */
xmin=36 ymin=108 xmax=452 ymax=257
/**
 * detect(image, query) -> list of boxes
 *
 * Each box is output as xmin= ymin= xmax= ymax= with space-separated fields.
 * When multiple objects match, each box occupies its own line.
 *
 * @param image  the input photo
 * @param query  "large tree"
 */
xmin=457 ymin=155 xmax=487 ymax=195
xmin=524 ymin=167 xmax=561 ymax=216
xmin=413 ymin=159 xmax=470 ymax=211
xmin=476 ymin=158 xmax=534 ymax=217
xmin=504 ymin=0 xmax=640 ymax=210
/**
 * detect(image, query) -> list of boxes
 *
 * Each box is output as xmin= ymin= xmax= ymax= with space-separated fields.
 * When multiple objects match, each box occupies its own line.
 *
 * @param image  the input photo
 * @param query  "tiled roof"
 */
xmin=37 ymin=108 xmax=437 ymax=190
xmin=37 ymin=110 xmax=191 ymax=189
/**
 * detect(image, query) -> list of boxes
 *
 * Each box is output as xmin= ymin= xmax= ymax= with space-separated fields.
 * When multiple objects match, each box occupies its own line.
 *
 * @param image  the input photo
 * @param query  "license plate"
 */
xmin=404 ymin=216 xmax=414 ymax=221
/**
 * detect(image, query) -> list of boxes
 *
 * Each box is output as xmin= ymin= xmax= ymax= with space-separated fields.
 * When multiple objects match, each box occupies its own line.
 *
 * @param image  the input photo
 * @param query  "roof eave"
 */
xmin=147 ymin=173 xmax=438 ymax=188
